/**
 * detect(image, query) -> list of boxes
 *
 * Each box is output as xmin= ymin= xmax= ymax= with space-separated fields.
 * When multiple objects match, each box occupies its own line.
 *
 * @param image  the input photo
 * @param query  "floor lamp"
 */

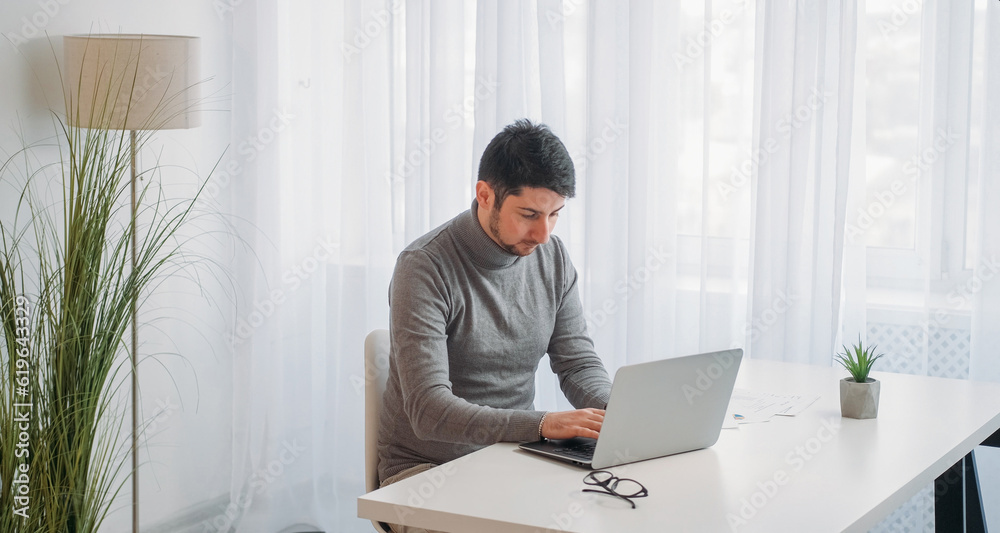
xmin=63 ymin=34 xmax=200 ymax=533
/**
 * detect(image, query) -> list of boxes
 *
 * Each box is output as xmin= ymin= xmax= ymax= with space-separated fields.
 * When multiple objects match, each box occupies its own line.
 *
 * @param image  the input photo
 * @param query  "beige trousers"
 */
xmin=378 ymin=463 xmax=446 ymax=533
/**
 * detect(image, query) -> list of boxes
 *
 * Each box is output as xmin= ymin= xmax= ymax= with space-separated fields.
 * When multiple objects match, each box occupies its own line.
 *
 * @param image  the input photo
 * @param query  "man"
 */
xmin=377 ymin=119 xmax=612 ymax=532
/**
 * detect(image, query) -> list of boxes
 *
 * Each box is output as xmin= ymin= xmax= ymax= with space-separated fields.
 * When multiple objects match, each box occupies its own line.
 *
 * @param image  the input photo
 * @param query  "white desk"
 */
xmin=358 ymin=359 xmax=1000 ymax=532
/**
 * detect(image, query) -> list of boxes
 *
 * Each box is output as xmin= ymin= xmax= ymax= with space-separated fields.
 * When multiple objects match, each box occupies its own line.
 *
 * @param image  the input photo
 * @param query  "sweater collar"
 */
xmin=455 ymin=200 xmax=520 ymax=269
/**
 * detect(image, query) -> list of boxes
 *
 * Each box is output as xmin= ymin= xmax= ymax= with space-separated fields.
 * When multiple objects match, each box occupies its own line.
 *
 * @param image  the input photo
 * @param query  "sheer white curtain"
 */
xmin=224 ymin=0 xmax=481 ymax=531
xmin=224 ymin=0 xmax=396 ymax=530
xmin=853 ymin=0 xmax=998 ymax=389
xmin=474 ymin=0 xmax=761 ymax=412
xmin=749 ymin=0 xmax=858 ymax=364
xmin=217 ymin=1 xmax=1000 ymax=532
xmin=220 ymin=1 xmax=756 ymax=529
xmin=849 ymin=1 xmax=1000 ymax=526
xmin=972 ymin=0 xmax=1000 ymax=384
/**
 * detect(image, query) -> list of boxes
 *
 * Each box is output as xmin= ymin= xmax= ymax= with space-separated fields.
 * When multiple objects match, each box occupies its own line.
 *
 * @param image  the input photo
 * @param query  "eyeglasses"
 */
xmin=582 ymin=470 xmax=648 ymax=509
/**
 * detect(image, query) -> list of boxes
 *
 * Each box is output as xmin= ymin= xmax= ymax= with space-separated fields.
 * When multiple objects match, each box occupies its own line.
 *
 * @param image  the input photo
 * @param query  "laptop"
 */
xmin=519 ymin=348 xmax=742 ymax=469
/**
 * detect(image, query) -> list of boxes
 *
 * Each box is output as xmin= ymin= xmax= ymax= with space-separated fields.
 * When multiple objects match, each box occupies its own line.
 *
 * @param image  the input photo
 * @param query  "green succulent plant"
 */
xmin=835 ymin=337 xmax=884 ymax=383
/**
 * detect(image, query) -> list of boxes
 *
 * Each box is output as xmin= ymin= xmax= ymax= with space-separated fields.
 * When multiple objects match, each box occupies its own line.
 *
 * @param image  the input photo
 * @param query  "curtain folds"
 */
xmin=216 ymin=1 xmax=998 ymax=531
xmin=749 ymin=0 xmax=858 ymax=365
xmin=970 ymin=0 xmax=1000 ymax=383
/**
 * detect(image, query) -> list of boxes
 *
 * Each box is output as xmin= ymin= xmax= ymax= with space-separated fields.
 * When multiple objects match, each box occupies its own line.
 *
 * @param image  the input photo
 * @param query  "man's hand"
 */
xmin=540 ymin=408 xmax=605 ymax=440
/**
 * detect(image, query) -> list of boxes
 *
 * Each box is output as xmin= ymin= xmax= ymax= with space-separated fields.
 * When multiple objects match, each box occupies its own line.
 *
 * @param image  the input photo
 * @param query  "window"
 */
xmin=863 ymin=0 xmax=988 ymax=296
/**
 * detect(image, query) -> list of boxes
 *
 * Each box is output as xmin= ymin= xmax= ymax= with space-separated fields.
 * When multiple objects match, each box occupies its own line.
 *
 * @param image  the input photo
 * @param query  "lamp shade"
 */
xmin=63 ymin=34 xmax=200 ymax=131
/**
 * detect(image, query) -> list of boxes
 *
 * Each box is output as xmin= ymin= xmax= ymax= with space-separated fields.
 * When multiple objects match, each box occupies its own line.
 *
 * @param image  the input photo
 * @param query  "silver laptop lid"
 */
xmin=590 ymin=348 xmax=742 ymax=469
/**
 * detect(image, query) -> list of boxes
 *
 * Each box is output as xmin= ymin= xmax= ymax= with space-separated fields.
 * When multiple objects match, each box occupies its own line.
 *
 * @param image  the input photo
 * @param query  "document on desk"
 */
xmin=722 ymin=408 xmax=740 ymax=428
xmin=726 ymin=388 xmax=820 ymax=425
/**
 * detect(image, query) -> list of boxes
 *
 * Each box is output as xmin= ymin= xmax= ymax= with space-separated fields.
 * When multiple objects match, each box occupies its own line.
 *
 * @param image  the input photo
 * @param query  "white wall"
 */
xmin=1 ymin=1 xmax=234 ymax=531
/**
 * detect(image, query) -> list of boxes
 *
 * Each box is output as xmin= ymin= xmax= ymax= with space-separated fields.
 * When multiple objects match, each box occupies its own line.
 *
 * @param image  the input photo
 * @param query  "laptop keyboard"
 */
xmin=553 ymin=441 xmax=596 ymax=460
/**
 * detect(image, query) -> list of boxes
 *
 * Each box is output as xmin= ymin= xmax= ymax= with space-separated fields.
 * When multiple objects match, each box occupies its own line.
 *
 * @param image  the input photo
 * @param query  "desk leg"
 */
xmin=935 ymin=451 xmax=987 ymax=533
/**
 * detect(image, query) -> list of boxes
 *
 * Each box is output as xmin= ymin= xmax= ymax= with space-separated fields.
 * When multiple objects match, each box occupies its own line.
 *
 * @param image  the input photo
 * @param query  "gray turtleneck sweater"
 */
xmin=377 ymin=202 xmax=613 ymax=482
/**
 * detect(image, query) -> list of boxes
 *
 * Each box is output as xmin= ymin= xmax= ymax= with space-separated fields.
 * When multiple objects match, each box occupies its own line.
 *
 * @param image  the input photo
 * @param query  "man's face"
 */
xmin=476 ymin=181 xmax=566 ymax=257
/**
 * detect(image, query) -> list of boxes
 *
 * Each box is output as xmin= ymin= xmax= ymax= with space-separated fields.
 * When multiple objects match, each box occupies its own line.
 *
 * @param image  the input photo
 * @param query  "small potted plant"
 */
xmin=835 ymin=337 xmax=884 ymax=419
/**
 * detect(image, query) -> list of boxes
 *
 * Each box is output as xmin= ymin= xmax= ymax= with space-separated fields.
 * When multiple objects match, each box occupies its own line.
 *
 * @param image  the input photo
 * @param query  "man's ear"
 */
xmin=475 ymin=181 xmax=494 ymax=211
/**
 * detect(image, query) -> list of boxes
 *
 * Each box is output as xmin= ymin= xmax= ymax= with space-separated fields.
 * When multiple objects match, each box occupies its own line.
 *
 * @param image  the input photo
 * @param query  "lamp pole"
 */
xmin=64 ymin=34 xmax=200 ymax=533
xmin=130 ymin=128 xmax=139 ymax=533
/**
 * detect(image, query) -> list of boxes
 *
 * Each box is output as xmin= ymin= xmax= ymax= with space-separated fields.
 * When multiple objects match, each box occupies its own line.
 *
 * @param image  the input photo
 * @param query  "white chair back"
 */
xmin=364 ymin=329 xmax=392 ymax=532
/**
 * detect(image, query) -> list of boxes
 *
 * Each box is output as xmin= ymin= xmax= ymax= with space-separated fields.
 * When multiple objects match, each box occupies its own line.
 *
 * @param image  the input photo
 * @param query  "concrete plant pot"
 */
xmin=840 ymin=378 xmax=880 ymax=419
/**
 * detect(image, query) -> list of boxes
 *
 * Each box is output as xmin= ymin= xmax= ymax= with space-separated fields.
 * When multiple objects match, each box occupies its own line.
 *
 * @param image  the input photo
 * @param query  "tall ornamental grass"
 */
xmin=0 ymin=37 xmax=211 ymax=532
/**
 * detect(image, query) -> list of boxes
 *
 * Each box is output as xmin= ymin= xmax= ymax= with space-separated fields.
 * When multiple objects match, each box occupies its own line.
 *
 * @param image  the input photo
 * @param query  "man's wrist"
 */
xmin=538 ymin=413 xmax=547 ymax=440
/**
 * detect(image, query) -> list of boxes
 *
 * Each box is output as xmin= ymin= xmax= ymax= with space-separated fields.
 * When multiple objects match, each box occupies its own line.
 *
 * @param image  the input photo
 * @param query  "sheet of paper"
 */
xmin=727 ymin=389 xmax=820 ymax=423
xmin=773 ymin=393 xmax=820 ymax=416
xmin=722 ymin=407 xmax=740 ymax=429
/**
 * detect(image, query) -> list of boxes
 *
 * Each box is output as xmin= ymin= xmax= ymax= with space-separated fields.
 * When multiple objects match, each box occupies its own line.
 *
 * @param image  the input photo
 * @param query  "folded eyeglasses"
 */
xmin=582 ymin=470 xmax=649 ymax=509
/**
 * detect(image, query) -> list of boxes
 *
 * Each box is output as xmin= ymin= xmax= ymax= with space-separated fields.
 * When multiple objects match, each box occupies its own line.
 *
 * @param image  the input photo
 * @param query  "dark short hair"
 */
xmin=477 ymin=119 xmax=575 ymax=206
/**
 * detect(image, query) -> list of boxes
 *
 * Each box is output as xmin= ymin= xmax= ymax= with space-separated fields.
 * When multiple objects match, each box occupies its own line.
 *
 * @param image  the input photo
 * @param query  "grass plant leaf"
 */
xmin=1 ymin=35 xmax=214 ymax=533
